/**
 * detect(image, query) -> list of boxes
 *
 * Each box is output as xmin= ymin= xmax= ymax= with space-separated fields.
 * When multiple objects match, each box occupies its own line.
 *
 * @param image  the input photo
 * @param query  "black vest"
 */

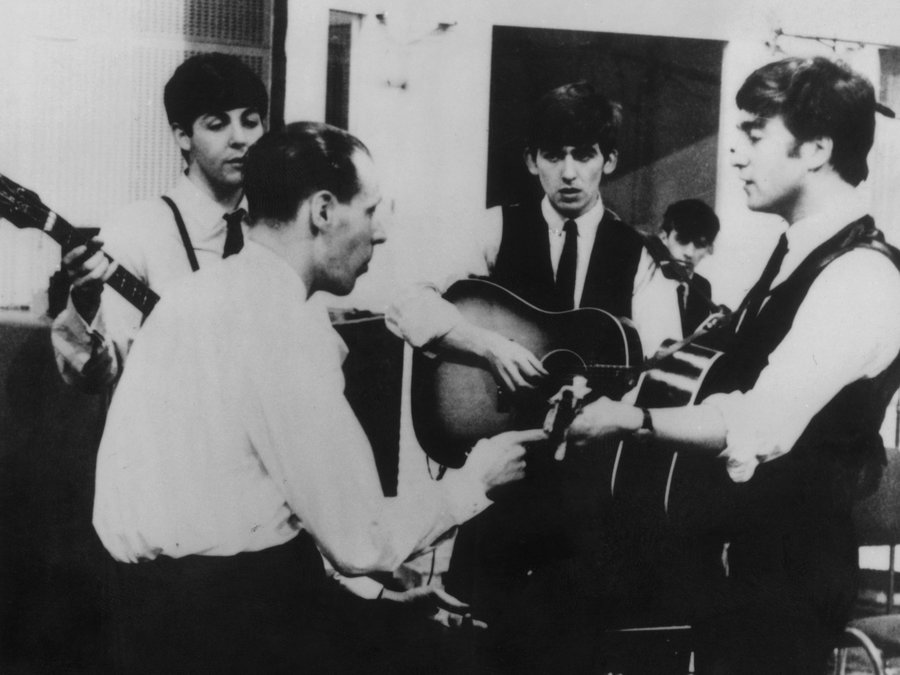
xmin=491 ymin=202 xmax=644 ymax=315
xmin=675 ymin=217 xmax=900 ymax=625
xmin=711 ymin=216 xmax=900 ymax=511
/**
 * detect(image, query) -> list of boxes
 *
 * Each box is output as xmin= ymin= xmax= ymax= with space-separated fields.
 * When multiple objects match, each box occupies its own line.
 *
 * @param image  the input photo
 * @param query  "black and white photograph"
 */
xmin=1 ymin=1 xmax=900 ymax=672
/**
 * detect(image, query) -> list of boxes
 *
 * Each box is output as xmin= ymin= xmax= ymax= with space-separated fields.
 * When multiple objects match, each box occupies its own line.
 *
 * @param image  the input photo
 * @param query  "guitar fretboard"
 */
xmin=47 ymin=212 xmax=160 ymax=316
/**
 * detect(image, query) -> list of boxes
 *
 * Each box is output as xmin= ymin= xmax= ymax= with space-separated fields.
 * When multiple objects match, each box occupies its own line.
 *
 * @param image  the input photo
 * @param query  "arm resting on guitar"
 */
xmin=386 ymin=283 xmax=547 ymax=392
xmin=567 ymin=397 xmax=727 ymax=455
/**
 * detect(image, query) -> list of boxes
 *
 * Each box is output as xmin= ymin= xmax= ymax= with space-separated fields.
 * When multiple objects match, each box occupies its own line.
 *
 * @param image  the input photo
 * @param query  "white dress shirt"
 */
xmin=387 ymin=196 xmax=660 ymax=352
xmin=93 ymin=241 xmax=491 ymax=573
xmin=630 ymin=248 xmax=687 ymax=358
xmin=51 ymin=173 xmax=246 ymax=387
xmin=705 ymin=201 xmax=900 ymax=482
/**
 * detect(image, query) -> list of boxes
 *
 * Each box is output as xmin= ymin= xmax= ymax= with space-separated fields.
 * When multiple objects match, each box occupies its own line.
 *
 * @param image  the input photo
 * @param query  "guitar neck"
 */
xmin=44 ymin=211 xmax=159 ymax=317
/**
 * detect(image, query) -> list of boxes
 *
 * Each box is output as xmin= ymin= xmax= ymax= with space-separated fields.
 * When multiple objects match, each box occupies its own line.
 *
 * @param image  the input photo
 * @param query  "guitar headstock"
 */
xmin=0 ymin=173 xmax=52 ymax=232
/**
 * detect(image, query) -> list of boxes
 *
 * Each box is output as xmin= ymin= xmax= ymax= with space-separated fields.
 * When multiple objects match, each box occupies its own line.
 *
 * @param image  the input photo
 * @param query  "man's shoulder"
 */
xmin=100 ymin=196 xmax=176 ymax=236
xmin=692 ymin=272 xmax=712 ymax=293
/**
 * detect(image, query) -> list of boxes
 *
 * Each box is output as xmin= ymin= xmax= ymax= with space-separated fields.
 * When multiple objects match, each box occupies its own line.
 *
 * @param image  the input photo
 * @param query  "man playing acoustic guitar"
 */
xmin=568 ymin=56 xmax=900 ymax=675
xmin=387 ymin=81 xmax=679 ymax=673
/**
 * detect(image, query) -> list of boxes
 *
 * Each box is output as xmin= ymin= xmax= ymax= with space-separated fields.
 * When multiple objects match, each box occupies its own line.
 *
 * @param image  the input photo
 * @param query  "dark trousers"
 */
xmin=105 ymin=533 xmax=479 ymax=674
xmin=105 ymin=533 xmax=351 ymax=674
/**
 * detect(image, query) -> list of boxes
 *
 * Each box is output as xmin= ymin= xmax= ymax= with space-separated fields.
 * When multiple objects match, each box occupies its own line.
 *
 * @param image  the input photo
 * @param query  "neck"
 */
xmin=247 ymin=223 xmax=315 ymax=298
xmin=782 ymin=173 xmax=857 ymax=225
xmin=185 ymin=166 xmax=243 ymax=211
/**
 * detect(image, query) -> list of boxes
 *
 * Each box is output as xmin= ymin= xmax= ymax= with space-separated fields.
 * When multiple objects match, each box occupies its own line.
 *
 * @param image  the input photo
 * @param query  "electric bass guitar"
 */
xmin=0 ymin=173 xmax=159 ymax=316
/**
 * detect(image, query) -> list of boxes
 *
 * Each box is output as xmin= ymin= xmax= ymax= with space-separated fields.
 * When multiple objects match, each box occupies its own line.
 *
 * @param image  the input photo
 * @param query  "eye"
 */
xmin=202 ymin=115 xmax=228 ymax=131
xmin=242 ymin=111 xmax=262 ymax=128
xmin=573 ymin=149 xmax=598 ymax=162
xmin=540 ymin=150 xmax=563 ymax=162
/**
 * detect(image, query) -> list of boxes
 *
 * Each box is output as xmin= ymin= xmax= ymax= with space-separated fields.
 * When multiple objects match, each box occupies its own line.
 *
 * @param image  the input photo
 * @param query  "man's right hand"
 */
xmin=465 ymin=428 xmax=547 ymax=492
xmin=478 ymin=330 xmax=548 ymax=392
xmin=62 ymin=238 xmax=112 ymax=324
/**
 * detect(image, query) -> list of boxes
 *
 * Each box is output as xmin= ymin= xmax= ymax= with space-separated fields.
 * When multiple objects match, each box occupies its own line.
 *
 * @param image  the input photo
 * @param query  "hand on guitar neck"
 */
xmin=62 ymin=237 xmax=116 ymax=324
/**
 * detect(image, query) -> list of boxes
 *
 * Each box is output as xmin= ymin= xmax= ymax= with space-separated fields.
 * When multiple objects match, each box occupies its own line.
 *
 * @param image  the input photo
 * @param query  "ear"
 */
xmin=308 ymin=190 xmax=336 ymax=235
xmin=800 ymin=136 xmax=833 ymax=172
xmin=602 ymin=150 xmax=618 ymax=176
xmin=524 ymin=149 xmax=539 ymax=176
xmin=171 ymin=124 xmax=193 ymax=154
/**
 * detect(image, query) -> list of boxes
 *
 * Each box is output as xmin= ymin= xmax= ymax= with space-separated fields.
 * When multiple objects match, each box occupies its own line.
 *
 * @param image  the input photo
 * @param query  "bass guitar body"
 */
xmin=411 ymin=278 xmax=642 ymax=467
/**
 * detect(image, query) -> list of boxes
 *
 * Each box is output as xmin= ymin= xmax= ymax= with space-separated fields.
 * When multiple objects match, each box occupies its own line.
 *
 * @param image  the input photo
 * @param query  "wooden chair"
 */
xmin=834 ymin=447 xmax=900 ymax=675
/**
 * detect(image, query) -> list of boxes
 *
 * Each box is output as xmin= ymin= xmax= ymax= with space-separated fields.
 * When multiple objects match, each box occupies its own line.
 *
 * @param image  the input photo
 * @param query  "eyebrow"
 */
xmin=737 ymin=117 xmax=767 ymax=133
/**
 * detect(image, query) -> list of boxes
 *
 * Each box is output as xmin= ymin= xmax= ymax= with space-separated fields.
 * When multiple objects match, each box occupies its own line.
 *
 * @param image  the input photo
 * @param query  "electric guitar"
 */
xmin=0 ymin=173 xmax=159 ymax=316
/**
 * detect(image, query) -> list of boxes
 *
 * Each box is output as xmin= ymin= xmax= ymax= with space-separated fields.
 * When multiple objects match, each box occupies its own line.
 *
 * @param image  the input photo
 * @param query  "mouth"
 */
xmin=558 ymin=188 xmax=581 ymax=199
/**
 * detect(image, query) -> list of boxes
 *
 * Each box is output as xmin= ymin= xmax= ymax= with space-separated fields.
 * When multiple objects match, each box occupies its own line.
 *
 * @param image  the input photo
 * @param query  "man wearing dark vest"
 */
xmin=51 ymin=53 xmax=267 ymax=392
xmin=569 ymin=56 xmax=900 ymax=675
xmin=387 ymin=81 xmax=656 ymax=672
xmin=388 ymin=80 xmax=653 ymax=391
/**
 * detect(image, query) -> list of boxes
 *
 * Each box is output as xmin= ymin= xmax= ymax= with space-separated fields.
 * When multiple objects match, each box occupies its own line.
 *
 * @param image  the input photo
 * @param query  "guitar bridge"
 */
xmin=543 ymin=376 xmax=591 ymax=460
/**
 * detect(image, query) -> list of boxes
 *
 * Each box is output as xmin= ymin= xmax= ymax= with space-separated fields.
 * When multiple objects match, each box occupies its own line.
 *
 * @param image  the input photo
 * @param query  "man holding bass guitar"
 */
xmin=51 ymin=53 xmax=267 ymax=391
xmin=568 ymin=56 xmax=900 ymax=675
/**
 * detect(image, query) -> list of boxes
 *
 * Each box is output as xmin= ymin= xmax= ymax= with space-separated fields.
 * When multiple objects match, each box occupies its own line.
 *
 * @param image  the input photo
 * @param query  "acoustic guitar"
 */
xmin=0 ymin=173 xmax=159 ymax=316
xmin=411 ymin=278 xmax=644 ymax=467
xmin=410 ymin=277 xmax=727 ymax=508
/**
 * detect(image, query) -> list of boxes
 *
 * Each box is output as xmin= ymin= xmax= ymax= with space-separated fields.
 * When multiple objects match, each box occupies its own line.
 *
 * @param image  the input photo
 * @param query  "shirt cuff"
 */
xmin=438 ymin=467 xmax=493 ymax=524
xmin=385 ymin=284 xmax=463 ymax=349
xmin=331 ymin=573 xmax=385 ymax=600
xmin=703 ymin=392 xmax=759 ymax=482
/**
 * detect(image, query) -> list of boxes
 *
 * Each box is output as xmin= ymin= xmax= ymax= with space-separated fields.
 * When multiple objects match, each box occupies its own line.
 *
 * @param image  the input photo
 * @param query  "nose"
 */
xmin=682 ymin=243 xmax=697 ymax=261
xmin=730 ymin=140 xmax=747 ymax=168
xmin=230 ymin=123 xmax=252 ymax=147
xmin=561 ymin=154 xmax=577 ymax=180
xmin=371 ymin=217 xmax=387 ymax=245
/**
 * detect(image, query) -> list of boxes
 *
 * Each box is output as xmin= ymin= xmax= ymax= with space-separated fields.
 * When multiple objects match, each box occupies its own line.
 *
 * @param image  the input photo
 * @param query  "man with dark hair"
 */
xmin=388 ymin=80 xmax=654 ymax=389
xmin=387 ymin=80 xmax=661 ymax=672
xmin=93 ymin=121 xmax=543 ymax=673
xmin=52 ymin=52 xmax=268 ymax=391
xmin=634 ymin=198 xmax=721 ymax=355
xmin=568 ymin=56 xmax=900 ymax=674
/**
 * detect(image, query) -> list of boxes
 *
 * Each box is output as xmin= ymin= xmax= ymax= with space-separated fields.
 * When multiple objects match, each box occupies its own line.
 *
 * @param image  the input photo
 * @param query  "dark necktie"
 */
xmin=223 ymin=208 xmax=246 ymax=258
xmin=677 ymin=282 xmax=689 ymax=335
xmin=739 ymin=233 xmax=789 ymax=326
xmin=556 ymin=220 xmax=578 ymax=310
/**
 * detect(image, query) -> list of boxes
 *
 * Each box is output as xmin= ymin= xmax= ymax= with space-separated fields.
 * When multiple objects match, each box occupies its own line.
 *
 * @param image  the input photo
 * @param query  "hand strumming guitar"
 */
xmin=441 ymin=320 xmax=548 ymax=392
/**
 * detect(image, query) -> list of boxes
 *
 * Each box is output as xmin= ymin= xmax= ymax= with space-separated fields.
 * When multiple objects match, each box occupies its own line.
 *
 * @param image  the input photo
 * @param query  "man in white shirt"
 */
xmin=52 ymin=52 xmax=267 ymax=391
xmin=568 ymin=56 xmax=900 ymax=675
xmin=94 ymin=122 xmax=544 ymax=673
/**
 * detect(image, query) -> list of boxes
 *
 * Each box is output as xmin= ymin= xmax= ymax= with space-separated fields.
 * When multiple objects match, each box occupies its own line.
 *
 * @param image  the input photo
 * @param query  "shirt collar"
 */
xmin=240 ymin=240 xmax=348 ymax=364
xmin=541 ymin=195 xmax=606 ymax=237
xmin=775 ymin=196 xmax=868 ymax=285
xmin=167 ymin=173 xmax=248 ymax=252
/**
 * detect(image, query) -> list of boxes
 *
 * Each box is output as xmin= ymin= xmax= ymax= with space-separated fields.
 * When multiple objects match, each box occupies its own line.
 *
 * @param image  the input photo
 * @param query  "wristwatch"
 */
xmin=637 ymin=407 xmax=654 ymax=437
